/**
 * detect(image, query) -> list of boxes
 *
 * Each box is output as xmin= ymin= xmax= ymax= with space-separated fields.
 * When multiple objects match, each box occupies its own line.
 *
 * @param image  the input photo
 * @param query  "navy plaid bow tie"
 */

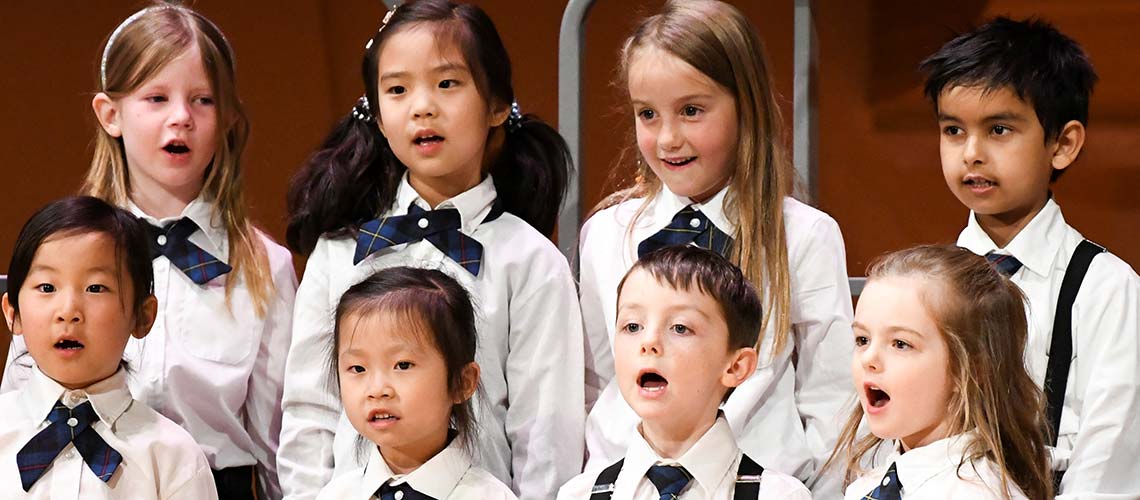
xmin=646 ymin=464 xmax=693 ymax=500
xmin=376 ymin=480 xmax=437 ymax=500
xmin=863 ymin=462 xmax=902 ymax=500
xmin=147 ymin=218 xmax=232 ymax=285
xmin=638 ymin=206 xmax=733 ymax=259
xmin=985 ymin=251 xmax=1023 ymax=277
xmin=16 ymin=400 xmax=122 ymax=492
xmin=354 ymin=200 xmax=504 ymax=275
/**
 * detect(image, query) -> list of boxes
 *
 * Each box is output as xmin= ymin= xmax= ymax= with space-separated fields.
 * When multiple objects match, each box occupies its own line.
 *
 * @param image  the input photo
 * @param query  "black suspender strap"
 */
xmin=1045 ymin=239 xmax=1105 ymax=446
xmin=590 ymin=459 xmax=624 ymax=500
xmin=733 ymin=454 xmax=765 ymax=499
xmin=589 ymin=455 xmax=766 ymax=499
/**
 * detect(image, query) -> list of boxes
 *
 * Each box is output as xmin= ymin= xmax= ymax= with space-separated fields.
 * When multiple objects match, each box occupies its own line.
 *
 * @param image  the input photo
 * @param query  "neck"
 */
xmin=407 ymin=172 xmax=482 ymax=209
xmin=130 ymin=181 xmax=201 ymax=219
xmin=639 ymin=413 xmax=717 ymax=459
xmin=975 ymin=196 xmax=1049 ymax=249
xmin=379 ymin=430 xmax=449 ymax=476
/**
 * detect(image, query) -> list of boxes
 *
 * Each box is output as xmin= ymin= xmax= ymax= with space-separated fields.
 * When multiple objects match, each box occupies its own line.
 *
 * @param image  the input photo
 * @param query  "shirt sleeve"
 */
xmin=786 ymin=214 xmax=855 ymax=497
xmin=244 ymin=240 xmax=298 ymax=500
xmin=1 ymin=335 xmax=32 ymax=393
xmin=1057 ymin=256 xmax=1140 ymax=498
xmin=578 ymin=214 xmax=614 ymax=411
xmin=164 ymin=447 xmax=220 ymax=500
xmin=277 ymin=240 xmax=341 ymax=500
xmin=505 ymin=246 xmax=587 ymax=500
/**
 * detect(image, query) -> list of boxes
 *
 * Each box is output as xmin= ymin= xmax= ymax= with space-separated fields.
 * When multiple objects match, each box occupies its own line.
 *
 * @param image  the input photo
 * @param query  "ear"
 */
xmin=92 ymin=92 xmax=123 ymax=138
xmin=455 ymin=361 xmax=481 ymax=403
xmin=131 ymin=295 xmax=158 ymax=339
xmin=1049 ymin=119 xmax=1086 ymax=172
xmin=720 ymin=346 xmax=758 ymax=389
xmin=2 ymin=293 xmax=21 ymax=335
xmin=488 ymin=101 xmax=510 ymax=128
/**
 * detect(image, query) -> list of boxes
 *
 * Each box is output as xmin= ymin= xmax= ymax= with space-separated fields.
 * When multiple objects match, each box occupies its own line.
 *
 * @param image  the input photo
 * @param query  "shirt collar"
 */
xmin=128 ymin=195 xmax=229 ymax=262
xmin=890 ymin=433 xmax=974 ymax=492
xmin=393 ymin=173 xmax=498 ymax=234
xmin=619 ymin=414 xmax=739 ymax=496
xmin=651 ymin=183 xmax=735 ymax=237
xmin=362 ymin=436 xmax=472 ymax=499
xmin=20 ymin=366 xmax=134 ymax=428
xmin=957 ymin=198 xmax=1064 ymax=277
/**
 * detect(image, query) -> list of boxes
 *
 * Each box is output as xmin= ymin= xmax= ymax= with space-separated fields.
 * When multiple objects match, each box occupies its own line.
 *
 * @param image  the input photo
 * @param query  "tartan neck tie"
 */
xmin=354 ymin=200 xmax=503 ymax=275
xmin=985 ymin=251 xmax=1024 ymax=277
xmin=638 ymin=205 xmax=733 ymax=259
xmin=646 ymin=464 xmax=693 ymax=500
xmin=864 ymin=462 xmax=902 ymax=500
xmin=147 ymin=217 xmax=232 ymax=285
xmin=376 ymin=480 xmax=437 ymax=500
xmin=16 ymin=400 xmax=122 ymax=492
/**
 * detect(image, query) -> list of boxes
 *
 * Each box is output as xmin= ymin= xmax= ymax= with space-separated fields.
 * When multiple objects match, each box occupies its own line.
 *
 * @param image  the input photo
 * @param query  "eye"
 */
xmin=670 ymin=324 xmax=690 ymax=335
xmin=621 ymin=322 xmax=642 ymax=334
xmin=636 ymin=108 xmax=656 ymax=121
xmin=942 ymin=125 xmax=962 ymax=136
xmin=86 ymin=284 xmax=108 ymax=293
xmin=854 ymin=335 xmax=869 ymax=347
xmin=681 ymin=105 xmax=701 ymax=117
xmin=386 ymin=85 xmax=406 ymax=95
xmin=195 ymin=95 xmax=215 ymax=106
xmin=892 ymin=339 xmax=912 ymax=350
xmin=992 ymin=125 xmax=1011 ymax=135
xmin=395 ymin=361 xmax=414 ymax=370
xmin=438 ymin=79 xmax=458 ymax=89
xmin=145 ymin=95 xmax=167 ymax=103
xmin=35 ymin=283 xmax=55 ymax=293
xmin=346 ymin=365 xmax=365 ymax=374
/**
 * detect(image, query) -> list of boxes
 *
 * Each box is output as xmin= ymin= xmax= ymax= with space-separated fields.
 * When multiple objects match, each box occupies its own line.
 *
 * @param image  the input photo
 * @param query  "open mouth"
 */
xmin=54 ymin=339 xmax=84 ymax=350
xmin=964 ymin=177 xmax=996 ymax=188
xmin=163 ymin=141 xmax=190 ymax=155
xmin=413 ymin=135 xmax=444 ymax=146
xmin=638 ymin=370 xmax=668 ymax=392
xmin=368 ymin=410 xmax=399 ymax=423
xmin=661 ymin=156 xmax=696 ymax=167
xmin=866 ymin=384 xmax=890 ymax=409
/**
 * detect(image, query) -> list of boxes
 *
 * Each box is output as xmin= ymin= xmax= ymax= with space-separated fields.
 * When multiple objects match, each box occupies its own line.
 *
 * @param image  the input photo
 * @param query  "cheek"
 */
xmin=635 ymin=124 xmax=656 ymax=159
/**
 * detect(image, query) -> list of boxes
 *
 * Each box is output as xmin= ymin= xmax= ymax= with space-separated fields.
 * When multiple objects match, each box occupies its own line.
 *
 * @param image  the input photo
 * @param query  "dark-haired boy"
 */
xmin=921 ymin=17 xmax=1140 ymax=497
xmin=558 ymin=246 xmax=810 ymax=499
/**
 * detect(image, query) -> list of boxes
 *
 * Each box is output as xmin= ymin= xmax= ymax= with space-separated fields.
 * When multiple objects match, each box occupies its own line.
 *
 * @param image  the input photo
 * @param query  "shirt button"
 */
xmin=64 ymin=452 xmax=74 ymax=459
xmin=67 ymin=417 xmax=78 ymax=427
xmin=394 ymin=491 xmax=404 ymax=500
xmin=157 ymin=234 xmax=168 ymax=246
xmin=418 ymin=218 xmax=429 ymax=229
xmin=882 ymin=476 xmax=891 ymax=486
xmin=689 ymin=217 xmax=701 ymax=228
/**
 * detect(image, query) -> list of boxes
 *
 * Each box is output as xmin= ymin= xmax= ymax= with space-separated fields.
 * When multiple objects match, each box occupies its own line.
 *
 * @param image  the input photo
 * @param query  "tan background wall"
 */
xmin=2 ymin=0 xmax=1137 ymax=373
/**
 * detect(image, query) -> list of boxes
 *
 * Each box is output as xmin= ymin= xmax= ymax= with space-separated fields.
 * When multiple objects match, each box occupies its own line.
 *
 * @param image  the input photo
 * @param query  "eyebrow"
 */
xmin=630 ymin=94 xmax=716 ymax=108
xmin=380 ymin=63 xmax=470 ymax=81
xmin=937 ymin=111 xmax=1027 ymax=123
xmin=851 ymin=322 xmax=927 ymax=338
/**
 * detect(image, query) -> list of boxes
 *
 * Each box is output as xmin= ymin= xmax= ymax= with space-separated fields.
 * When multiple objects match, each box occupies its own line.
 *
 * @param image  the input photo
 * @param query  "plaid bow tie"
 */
xmin=863 ymin=462 xmax=902 ymax=500
xmin=376 ymin=480 xmax=438 ymax=500
xmin=646 ymin=464 xmax=693 ymax=500
xmin=638 ymin=205 xmax=733 ymax=259
xmin=353 ymin=200 xmax=504 ymax=275
xmin=147 ymin=218 xmax=232 ymax=285
xmin=985 ymin=251 xmax=1024 ymax=277
xmin=16 ymin=400 xmax=122 ymax=492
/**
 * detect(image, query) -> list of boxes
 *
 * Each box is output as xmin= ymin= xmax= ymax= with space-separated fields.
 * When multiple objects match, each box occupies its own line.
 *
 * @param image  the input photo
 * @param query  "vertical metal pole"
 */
xmin=793 ymin=0 xmax=818 ymax=203
xmin=557 ymin=0 xmax=596 ymax=265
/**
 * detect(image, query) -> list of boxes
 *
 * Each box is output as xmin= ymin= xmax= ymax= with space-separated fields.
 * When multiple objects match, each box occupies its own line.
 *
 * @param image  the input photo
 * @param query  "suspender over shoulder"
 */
xmin=589 ymin=454 xmax=766 ymax=499
xmin=1045 ymin=239 xmax=1105 ymax=446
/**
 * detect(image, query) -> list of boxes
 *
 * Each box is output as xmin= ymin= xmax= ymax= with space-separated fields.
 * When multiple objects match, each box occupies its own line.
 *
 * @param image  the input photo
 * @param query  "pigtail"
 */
xmin=285 ymin=108 xmax=403 ymax=256
xmin=489 ymin=114 xmax=571 ymax=237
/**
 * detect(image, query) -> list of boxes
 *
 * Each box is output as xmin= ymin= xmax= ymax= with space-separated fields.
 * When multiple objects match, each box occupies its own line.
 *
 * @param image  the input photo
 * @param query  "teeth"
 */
xmin=642 ymin=385 xmax=665 ymax=392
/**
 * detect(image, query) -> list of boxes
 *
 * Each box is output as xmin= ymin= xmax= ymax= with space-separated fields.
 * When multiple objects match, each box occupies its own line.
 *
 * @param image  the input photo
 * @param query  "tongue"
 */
xmin=871 ymin=391 xmax=890 ymax=407
xmin=641 ymin=373 xmax=667 ymax=389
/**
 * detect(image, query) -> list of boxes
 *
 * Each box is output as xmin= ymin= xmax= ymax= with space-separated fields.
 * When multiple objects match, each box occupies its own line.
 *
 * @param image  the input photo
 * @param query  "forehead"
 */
xmin=937 ymin=85 xmax=1034 ymax=118
xmin=33 ymin=231 xmax=120 ymax=269
xmin=338 ymin=307 xmax=436 ymax=355
xmin=619 ymin=269 xmax=723 ymax=314
xmin=855 ymin=276 xmax=940 ymax=334
xmin=627 ymin=45 xmax=726 ymax=101
xmin=378 ymin=23 xmax=469 ymax=74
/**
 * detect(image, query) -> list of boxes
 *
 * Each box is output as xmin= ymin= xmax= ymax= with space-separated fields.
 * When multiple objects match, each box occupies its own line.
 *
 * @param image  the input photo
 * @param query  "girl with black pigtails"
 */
xmin=278 ymin=2 xmax=585 ymax=499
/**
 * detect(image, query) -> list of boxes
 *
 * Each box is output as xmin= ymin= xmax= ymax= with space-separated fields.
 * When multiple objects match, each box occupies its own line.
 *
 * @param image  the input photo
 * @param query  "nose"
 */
xmin=55 ymin=290 xmax=83 ymax=325
xmin=857 ymin=341 xmax=882 ymax=373
xmin=639 ymin=327 xmax=663 ymax=356
xmin=411 ymin=89 xmax=437 ymax=119
xmin=168 ymin=100 xmax=194 ymax=130
xmin=365 ymin=372 xmax=395 ymax=400
xmin=657 ymin=118 xmax=683 ymax=152
xmin=962 ymin=134 xmax=984 ymax=167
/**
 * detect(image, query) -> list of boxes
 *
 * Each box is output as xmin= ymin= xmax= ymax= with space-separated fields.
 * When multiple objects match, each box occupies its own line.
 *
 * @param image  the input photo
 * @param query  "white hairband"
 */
xmin=101 ymin=6 xmax=170 ymax=90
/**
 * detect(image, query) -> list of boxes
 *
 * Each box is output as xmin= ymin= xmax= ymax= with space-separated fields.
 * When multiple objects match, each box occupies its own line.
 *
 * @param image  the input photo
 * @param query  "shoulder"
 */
xmin=121 ymin=402 xmax=208 ymax=461
xmin=757 ymin=468 xmax=813 ymax=498
xmin=455 ymin=466 xmax=518 ymax=499
xmin=555 ymin=469 xmax=599 ymax=500
xmin=940 ymin=459 xmax=1029 ymax=499
xmin=580 ymin=196 xmax=650 ymax=255
xmin=1081 ymin=245 xmax=1140 ymax=292
xmin=254 ymin=228 xmax=298 ymax=284
xmin=314 ymin=467 xmax=363 ymax=499
xmin=781 ymin=197 xmax=843 ymax=241
xmin=484 ymin=213 xmax=572 ymax=271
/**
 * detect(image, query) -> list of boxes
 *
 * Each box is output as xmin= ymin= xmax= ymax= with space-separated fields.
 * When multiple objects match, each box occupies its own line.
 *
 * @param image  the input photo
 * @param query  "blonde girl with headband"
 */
xmin=281 ymin=1 xmax=584 ymax=499
xmin=830 ymin=245 xmax=1052 ymax=499
xmin=578 ymin=0 xmax=854 ymax=496
xmin=2 ymin=3 xmax=299 ymax=499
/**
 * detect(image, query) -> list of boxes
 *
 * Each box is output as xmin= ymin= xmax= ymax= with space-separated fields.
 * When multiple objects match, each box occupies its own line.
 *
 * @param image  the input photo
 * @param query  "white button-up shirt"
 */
xmin=957 ymin=198 xmax=1140 ymax=498
xmin=0 ymin=367 xmax=218 ymax=499
xmin=558 ymin=416 xmax=811 ymax=499
xmin=578 ymin=186 xmax=854 ymax=497
xmin=317 ymin=437 xmax=517 ymax=500
xmin=3 ymin=197 xmax=297 ymax=499
xmin=278 ymin=174 xmax=585 ymax=500
xmin=844 ymin=435 xmax=1029 ymax=499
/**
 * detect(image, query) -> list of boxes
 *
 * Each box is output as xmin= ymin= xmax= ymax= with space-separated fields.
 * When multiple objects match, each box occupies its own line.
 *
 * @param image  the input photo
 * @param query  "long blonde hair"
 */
xmin=826 ymin=245 xmax=1052 ymax=500
xmin=83 ymin=2 xmax=272 ymax=315
xmin=596 ymin=0 xmax=792 ymax=355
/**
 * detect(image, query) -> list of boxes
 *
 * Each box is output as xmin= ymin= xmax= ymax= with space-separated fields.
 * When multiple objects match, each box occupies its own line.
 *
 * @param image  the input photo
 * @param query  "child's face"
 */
xmin=337 ymin=310 xmax=472 ymax=467
xmin=2 ymin=231 xmax=154 ymax=389
xmin=376 ymin=26 xmax=506 ymax=203
xmin=628 ymin=46 xmax=738 ymax=204
xmin=937 ymin=85 xmax=1060 ymax=227
xmin=852 ymin=275 xmax=953 ymax=451
xmin=614 ymin=269 xmax=755 ymax=436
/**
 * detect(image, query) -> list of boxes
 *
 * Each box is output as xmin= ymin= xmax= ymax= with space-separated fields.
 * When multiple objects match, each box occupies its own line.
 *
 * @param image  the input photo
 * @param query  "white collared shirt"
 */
xmin=0 ymin=367 xmax=217 ymax=499
xmin=278 ymin=174 xmax=586 ymax=500
xmin=844 ymin=435 xmax=1029 ymax=499
xmin=317 ymin=437 xmax=517 ymax=500
xmin=957 ymin=198 xmax=1140 ymax=498
xmin=579 ymin=185 xmax=854 ymax=497
xmin=558 ymin=416 xmax=811 ymax=499
xmin=3 ymin=196 xmax=298 ymax=499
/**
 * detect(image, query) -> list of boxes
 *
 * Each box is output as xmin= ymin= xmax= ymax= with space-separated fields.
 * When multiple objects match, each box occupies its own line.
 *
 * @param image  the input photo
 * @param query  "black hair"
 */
xmin=7 ymin=196 xmax=154 ymax=321
xmin=286 ymin=0 xmax=571 ymax=256
xmin=330 ymin=266 xmax=481 ymax=450
xmin=920 ymin=16 xmax=1097 ymax=181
